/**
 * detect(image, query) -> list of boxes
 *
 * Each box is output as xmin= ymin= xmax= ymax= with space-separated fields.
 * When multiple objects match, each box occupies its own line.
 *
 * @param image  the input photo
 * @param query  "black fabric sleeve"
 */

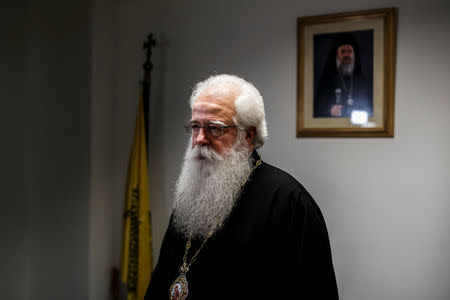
xmin=144 ymin=226 xmax=170 ymax=300
xmin=144 ymin=216 xmax=183 ymax=300
xmin=291 ymin=187 xmax=339 ymax=299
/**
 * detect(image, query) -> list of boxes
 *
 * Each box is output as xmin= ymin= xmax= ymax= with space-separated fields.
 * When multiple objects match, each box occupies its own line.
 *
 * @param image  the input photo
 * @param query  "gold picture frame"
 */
xmin=297 ymin=8 xmax=397 ymax=137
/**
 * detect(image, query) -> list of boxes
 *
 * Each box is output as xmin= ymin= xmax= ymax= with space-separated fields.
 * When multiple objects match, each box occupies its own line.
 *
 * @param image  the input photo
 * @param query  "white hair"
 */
xmin=189 ymin=74 xmax=268 ymax=149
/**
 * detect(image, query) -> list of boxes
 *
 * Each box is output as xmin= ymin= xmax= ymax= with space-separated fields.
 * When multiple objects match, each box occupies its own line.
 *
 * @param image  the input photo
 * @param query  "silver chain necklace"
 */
xmin=338 ymin=72 xmax=354 ymax=106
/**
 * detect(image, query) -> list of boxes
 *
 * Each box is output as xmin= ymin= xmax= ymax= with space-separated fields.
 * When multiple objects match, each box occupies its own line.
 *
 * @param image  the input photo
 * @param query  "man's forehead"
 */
xmin=338 ymin=44 xmax=354 ymax=51
xmin=196 ymin=84 xmax=240 ymax=103
xmin=191 ymin=85 xmax=239 ymax=119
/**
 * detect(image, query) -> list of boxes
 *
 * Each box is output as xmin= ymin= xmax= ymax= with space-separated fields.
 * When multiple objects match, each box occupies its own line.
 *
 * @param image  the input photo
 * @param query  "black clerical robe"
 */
xmin=314 ymin=71 xmax=373 ymax=118
xmin=145 ymin=152 xmax=339 ymax=300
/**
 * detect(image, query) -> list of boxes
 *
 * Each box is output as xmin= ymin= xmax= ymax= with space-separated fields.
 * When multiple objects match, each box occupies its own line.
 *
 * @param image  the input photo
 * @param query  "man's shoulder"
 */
xmin=247 ymin=160 xmax=322 ymax=222
xmin=248 ymin=152 xmax=315 ymax=205
xmin=253 ymin=160 xmax=306 ymax=194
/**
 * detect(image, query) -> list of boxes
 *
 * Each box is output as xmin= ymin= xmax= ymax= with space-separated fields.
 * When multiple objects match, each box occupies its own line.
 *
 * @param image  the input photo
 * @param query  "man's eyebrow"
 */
xmin=208 ymin=120 xmax=227 ymax=126
xmin=189 ymin=120 xmax=227 ymax=126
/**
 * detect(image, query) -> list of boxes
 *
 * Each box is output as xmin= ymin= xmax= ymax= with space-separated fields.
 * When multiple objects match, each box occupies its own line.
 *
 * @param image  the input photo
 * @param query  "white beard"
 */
xmin=336 ymin=58 xmax=355 ymax=76
xmin=172 ymin=132 xmax=252 ymax=239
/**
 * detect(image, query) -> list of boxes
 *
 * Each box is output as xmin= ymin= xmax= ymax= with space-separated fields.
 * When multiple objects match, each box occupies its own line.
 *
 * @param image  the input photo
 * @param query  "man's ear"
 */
xmin=245 ymin=126 xmax=257 ymax=151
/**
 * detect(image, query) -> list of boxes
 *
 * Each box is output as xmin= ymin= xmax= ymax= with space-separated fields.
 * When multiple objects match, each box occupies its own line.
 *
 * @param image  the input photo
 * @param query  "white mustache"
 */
xmin=186 ymin=145 xmax=224 ymax=162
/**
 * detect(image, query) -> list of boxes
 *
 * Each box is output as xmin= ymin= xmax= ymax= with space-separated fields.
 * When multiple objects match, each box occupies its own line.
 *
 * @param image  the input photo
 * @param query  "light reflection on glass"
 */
xmin=350 ymin=110 xmax=368 ymax=125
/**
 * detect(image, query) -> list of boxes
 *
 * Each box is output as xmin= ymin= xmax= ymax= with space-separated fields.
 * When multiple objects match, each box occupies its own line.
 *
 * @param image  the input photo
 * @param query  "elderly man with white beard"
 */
xmin=145 ymin=74 xmax=339 ymax=300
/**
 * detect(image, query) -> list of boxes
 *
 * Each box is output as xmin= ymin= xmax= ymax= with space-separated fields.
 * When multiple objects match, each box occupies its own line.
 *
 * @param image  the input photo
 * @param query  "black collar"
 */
xmin=250 ymin=150 xmax=261 ymax=166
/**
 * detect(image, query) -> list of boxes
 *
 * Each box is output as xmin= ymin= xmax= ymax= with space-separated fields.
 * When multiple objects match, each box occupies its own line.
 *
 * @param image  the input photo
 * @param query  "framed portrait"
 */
xmin=297 ymin=8 xmax=397 ymax=137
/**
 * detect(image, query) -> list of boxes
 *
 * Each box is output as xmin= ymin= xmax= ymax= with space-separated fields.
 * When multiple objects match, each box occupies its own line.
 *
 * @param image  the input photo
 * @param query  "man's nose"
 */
xmin=194 ymin=128 xmax=209 ymax=146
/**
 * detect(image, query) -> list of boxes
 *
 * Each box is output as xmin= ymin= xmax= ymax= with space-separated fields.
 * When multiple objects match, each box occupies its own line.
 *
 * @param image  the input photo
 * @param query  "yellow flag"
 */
xmin=120 ymin=91 xmax=153 ymax=300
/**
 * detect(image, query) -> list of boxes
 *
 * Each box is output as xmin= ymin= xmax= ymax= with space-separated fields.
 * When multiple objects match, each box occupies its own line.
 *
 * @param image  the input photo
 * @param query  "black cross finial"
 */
xmin=143 ymin=34 xmax=156 ymax=72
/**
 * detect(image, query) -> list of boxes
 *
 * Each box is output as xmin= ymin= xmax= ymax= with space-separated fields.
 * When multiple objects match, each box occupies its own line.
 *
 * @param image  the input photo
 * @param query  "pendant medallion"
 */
xmin=169 ymin=273 xmax=189 ymax=300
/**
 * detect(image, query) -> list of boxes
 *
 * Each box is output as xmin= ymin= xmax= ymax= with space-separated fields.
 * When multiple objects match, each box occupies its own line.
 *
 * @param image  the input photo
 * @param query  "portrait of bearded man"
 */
xmin=314 ymin=32 xmax=373 ymax=118
xmin=145 ymin=74 xmax=339 ymax=300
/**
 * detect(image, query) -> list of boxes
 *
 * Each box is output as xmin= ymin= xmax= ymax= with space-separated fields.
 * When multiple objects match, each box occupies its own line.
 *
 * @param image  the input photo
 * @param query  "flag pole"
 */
xmin=116 ymin=33 xmax=156 ymax=300
xmin=142 ymin=34 xmax=156 ymax=150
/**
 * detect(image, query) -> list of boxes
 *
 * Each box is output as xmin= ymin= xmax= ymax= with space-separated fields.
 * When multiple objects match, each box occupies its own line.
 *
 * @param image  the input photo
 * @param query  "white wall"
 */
xmin=116 ymin=0 xmax=450 ymax=300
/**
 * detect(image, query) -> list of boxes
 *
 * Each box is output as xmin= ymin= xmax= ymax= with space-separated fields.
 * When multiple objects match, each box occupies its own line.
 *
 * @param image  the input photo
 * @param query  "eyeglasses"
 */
xmin=185 ymin=122 xmax=238 ymax=138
